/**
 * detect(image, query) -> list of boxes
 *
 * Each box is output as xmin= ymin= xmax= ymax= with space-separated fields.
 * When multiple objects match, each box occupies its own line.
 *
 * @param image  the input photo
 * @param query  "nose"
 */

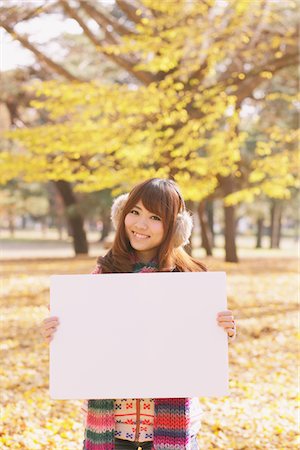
xmin=135 ymin=217 xmax=148 ymax=230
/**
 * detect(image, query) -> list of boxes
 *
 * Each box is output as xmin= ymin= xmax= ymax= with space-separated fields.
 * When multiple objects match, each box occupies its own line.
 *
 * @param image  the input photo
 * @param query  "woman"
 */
xmin=42 ymin=178 xmax=237 ymax=450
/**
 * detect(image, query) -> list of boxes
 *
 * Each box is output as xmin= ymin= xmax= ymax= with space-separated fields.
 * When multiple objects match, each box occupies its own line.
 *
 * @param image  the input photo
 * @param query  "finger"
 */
xmin=44 ymin=322 xmax=59 ymax=330
xmin=45 ymin=325 xmax=58 ymax=333
xmin=43 ymin=329 xmax=56 ymax=338
xmin=218 ymin=323 xmax=235 ymax=330
xmin=44 ymin=333 xmax=54 ymax=339
xmin=42 ymin=327 xmax=57 ymax=337
xmin=42 ymin=326 xmax=58 ymax=336
xmin=217 ymin=310 xmax=233 ymax=316
xmin=43 ymin=317 xmax=59 ymax=324
xmin=217 ymin=316 xmax=234 ymax=322
xmin=224 ymin=324 xmax=235 ymax=330
xmin=217 ymin=320 xmax=235 ymax=328
xmin=42 ymin=321 xmax=59 ymax=329
xmin=224 ymin=325 xmax=235 ymax=333
xmin=217 ymin=318 xmax=234 ymax=324
xmin=227 ymin=328 xmax=236 ymax=337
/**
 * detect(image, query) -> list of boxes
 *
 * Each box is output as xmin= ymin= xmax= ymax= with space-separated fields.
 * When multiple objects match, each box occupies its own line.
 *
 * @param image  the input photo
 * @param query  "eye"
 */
xmin=151 ymin=215 xmax=161 ymax=221
xmin=130 ymin=209 xmax=139 ymax=215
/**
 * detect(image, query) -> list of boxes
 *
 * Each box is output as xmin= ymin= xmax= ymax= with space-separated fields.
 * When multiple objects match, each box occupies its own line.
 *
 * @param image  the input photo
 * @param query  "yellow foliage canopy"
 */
xmin=1 ymin=0 xmax=298 ymax=203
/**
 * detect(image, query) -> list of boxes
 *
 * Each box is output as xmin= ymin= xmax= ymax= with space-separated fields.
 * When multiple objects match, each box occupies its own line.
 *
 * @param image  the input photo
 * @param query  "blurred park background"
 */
xmin=0 ymin=0 xmax=298 ymax=449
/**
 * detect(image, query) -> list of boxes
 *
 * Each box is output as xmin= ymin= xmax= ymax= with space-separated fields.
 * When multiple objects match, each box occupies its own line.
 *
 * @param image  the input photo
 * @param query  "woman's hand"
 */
xmin=216 ymin=310 xmax=236 ymax=341
xmin=40 ymin=316 xmax=60 ymax=343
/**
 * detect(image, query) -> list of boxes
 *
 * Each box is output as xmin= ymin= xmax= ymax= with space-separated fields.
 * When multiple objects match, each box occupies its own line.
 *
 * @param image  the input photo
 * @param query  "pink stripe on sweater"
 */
xmin=85 ymin=444 xmax=114 ymax=450
xmin=87 ymin=412 xmax=115 ymax=431
xmin=154 ymin=437 xmax=189 ymax=446
xmin=153 ymin=414 xmax=190 ymax=429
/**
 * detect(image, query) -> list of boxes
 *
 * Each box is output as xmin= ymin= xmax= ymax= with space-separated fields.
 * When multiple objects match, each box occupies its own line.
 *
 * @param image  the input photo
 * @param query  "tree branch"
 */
xmin=186 ymin=50 xmax=298 ymax=119
xmin=59 ymin=0 xmax=116 ymax=46
xmin=116 ymin=0 xmax=145 ymax=25
xmin=0 ymin=3 xmax=57 ymax=24
xmin=248 ymin=0 xmax=270 ymax=49
xmin=235 ymin=52 xmax=299 ymax=102
xmin=78 ymin=0 xmax=136 ymax=37
xmin=19 ymin=3 xmax=56 ymax=22
xmin=1 ymin=21 xmax=83 ymax=81
xmin=57 ymin=0 xmax=154 ymax=84
xmin=246 ymin=51 xmax=298 ymax=81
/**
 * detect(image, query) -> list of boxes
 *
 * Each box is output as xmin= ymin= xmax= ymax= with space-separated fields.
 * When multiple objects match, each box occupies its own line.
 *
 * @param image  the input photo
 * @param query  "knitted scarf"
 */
xmin=84 ymin=257 xmax=192 ymax=450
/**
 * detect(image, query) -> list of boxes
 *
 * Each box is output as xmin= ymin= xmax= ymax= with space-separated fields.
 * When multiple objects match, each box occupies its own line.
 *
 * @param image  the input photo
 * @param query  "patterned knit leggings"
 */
xmin=83 ymin=437 xmax=199 ymax=449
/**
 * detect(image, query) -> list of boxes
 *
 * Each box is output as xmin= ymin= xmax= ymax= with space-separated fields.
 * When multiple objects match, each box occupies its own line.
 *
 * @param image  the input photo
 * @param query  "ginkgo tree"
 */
xmin=1 ymin=0 xmax=298 ymax=261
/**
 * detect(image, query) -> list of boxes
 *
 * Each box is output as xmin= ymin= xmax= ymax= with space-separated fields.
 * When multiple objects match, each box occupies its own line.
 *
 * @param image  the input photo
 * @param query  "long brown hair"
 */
xmin=98 ymin=178 xmax=207 ymax=273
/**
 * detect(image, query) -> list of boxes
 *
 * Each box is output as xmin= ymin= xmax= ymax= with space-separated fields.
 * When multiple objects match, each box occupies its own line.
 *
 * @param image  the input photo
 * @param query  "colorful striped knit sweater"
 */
xmin=84 ymin=257 xmax=193 ymax=450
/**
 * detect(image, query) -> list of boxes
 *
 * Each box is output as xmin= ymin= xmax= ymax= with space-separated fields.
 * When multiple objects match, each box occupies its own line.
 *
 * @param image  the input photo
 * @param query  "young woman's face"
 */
xmin=124 ymin=200 xmax=164 ymax=260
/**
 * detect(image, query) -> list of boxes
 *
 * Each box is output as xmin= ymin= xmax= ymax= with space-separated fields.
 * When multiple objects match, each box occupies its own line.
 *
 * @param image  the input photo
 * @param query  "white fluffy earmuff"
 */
xmin=173 ymin=210 xmax=193 ymax=247
xmin=110 ymin=193 xmax=193 ymax=248
xmin=110 ymin=193 xmax=129 ymax=230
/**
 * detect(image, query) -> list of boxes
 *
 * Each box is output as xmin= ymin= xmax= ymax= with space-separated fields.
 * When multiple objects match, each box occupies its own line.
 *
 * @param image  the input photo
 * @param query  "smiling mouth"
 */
xmin=132 ymin=231 xmax=150 ymax=239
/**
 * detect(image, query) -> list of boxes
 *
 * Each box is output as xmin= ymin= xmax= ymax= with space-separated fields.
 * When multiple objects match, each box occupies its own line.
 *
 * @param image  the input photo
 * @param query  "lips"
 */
xmin=132 ymin=231 xmax=150 ymax=239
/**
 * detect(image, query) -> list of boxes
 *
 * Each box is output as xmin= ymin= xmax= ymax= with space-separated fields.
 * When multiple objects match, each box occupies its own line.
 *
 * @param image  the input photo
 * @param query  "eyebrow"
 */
xmin=133 ymin=205 xmax=161 ymax=217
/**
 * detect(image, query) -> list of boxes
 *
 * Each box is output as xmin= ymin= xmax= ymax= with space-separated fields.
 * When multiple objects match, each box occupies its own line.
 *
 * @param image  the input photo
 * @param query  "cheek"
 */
xmin=124 ymin=214 xmax=133 ymax=230
xmin=152 ymin=222 xmax=164 ymax=238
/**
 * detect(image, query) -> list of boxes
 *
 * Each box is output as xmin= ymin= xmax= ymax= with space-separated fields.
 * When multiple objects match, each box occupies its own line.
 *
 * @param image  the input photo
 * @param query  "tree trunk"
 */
xmin=256 ymin=218 xmax=264 ymax=248
xmin=207 ymin=200 xmax=215 ymax=246
xmin=276 ymin=209 xmax=282 ymax=248
xmin=56 ymin=215 xmax=64 ymax=240
xmin=197 ymin=201 xmax=213 ymax=256
xmin=99 ymin=210 xmax=111 ymax=242
xmin=224 ymin=204 xmax=238 ymax=262
xmin=8 ymin=213 xmax=15 ymax=237
xmin=21 ymin=216 xmax=27 ymax=229
xmin=41 ymin=216 xmax=47 ymax=237
xmin=184 ymin=200 xmax=194 ymax=255
xmin=270 ymin=200 xmax=283 ymax=249
xmin=218 ymin=175 xmax=238 ymax=262
xmin=54 ymin=180 xmax=88 ymax=255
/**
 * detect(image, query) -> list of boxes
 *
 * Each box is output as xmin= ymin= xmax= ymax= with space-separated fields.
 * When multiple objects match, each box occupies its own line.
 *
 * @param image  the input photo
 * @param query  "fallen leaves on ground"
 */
xmin=0 ymin=255 xmax=298 ymax=449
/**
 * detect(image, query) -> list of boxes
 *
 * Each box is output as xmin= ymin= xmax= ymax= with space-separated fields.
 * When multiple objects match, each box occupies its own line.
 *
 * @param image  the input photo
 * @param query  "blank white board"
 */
xmin=50 ymin=272 xmax=229 ymax=399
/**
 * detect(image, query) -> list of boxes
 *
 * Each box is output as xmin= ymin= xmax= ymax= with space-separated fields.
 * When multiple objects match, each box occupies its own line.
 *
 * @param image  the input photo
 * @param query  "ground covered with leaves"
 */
xmin=0 ymin=253 xmax=298 ymax=449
